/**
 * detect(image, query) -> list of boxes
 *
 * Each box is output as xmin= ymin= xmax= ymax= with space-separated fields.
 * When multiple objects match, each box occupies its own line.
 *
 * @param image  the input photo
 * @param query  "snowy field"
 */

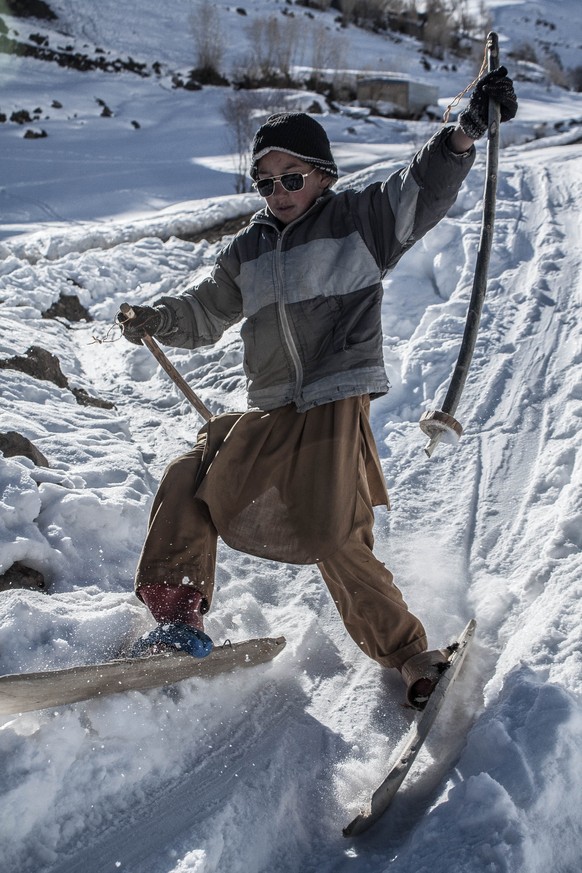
xmin=1 ymin=1 xmax=582 ymax=872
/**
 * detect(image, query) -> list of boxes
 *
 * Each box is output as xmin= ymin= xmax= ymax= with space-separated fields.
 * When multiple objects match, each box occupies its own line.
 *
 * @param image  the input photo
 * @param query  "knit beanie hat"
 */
xmin=250 ymin=112 xmax=338 ymax=180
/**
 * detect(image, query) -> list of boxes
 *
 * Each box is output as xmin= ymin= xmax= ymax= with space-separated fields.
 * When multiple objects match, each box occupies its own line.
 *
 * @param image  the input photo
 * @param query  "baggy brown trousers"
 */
xmin=135 ymin=398 xmax=427 ymax=670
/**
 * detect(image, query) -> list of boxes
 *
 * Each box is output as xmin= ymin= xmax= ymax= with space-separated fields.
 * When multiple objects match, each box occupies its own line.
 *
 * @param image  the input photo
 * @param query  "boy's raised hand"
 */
xmin=459 ymin=66 xmax=518 ymax=140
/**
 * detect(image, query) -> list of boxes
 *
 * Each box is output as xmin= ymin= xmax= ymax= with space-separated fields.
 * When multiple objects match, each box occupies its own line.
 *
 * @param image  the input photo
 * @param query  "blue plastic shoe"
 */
xmin=130 ymin=621 xmax=214 ymax=659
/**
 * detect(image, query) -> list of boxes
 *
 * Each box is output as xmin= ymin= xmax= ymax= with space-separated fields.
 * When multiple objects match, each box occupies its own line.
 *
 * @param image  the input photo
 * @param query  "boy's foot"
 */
xmin=400 ymin=648 xmax=450 ymax=710
xmin=130 ymin=621 xmax=214 ymax=659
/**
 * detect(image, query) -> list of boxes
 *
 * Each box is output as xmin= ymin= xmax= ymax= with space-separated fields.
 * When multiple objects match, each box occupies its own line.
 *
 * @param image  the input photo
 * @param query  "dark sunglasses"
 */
xmin=254 ymin=168 xmax=317 ymax=198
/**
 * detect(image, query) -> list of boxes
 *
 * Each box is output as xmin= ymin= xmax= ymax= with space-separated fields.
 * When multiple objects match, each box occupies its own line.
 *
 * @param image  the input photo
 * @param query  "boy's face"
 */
xmin=255 ymin=151 xmax=332 ymax=225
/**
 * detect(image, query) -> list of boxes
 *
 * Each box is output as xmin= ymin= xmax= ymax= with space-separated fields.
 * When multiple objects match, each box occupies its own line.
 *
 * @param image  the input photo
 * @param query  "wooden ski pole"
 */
xmin=420 ymin=31 xmax=501 ymax=458
xmin=120 ymin=302 xmax=213 ymax=422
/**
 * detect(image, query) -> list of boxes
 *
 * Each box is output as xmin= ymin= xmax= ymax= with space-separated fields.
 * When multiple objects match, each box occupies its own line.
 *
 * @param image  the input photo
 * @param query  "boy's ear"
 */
xmin=319 ymin=172 xmax=334 ymax=190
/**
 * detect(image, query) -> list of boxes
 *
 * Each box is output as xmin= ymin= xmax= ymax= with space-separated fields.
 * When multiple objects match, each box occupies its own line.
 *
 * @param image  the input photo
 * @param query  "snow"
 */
xmin=1 ymin=0 xmax=582 ymax=871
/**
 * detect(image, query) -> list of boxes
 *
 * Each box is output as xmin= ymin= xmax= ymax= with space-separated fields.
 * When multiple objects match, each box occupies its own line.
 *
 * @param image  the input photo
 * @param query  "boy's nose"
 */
xmin=270 ymin=178 xmax=288 ymax=195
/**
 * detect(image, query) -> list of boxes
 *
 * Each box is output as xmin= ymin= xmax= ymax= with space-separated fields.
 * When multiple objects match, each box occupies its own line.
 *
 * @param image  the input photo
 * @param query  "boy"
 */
xmin=119 ymin=67 xmax=516 ymax=708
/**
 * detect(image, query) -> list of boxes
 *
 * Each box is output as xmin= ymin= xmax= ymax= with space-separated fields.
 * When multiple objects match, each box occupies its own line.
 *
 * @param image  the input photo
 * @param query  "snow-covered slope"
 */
xmin=1 ymin=2 xmax=582 ymax=872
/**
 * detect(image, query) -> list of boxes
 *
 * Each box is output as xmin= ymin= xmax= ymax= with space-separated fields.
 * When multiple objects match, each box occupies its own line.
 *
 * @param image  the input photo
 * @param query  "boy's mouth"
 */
xmin=271 ymin=202 xmax=295 ymax=220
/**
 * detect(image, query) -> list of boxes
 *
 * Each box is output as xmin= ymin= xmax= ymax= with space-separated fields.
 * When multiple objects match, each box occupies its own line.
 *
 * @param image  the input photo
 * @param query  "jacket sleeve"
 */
xmin=352 ymin=125 xmax=476 ymax=273
xmin=153 ymin=244 xmax=243 ymax=349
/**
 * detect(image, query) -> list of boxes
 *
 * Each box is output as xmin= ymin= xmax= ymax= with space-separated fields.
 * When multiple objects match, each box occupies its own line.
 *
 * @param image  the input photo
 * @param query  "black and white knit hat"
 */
xmin=250 ymin=112 xmax=338 ymax=180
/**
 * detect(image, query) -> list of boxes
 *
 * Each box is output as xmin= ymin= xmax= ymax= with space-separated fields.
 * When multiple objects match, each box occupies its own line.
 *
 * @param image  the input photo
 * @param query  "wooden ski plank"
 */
xmin=344 ymin=619 xmax=476 ymax=837
xmin=0 ymin=636 xmax=286 ymax=715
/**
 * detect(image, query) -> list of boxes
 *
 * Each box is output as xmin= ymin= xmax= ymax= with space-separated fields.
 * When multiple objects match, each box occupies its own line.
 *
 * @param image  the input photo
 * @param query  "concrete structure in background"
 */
xmin=357 ymin=75 xmax=439 ymax=118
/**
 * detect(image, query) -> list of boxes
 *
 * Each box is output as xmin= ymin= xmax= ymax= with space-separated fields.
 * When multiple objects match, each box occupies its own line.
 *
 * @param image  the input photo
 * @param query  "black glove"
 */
xmin=459 ymin=66 xmax=518 ymax=140
xmin=117 ymin=304 xmax=163 ymax=345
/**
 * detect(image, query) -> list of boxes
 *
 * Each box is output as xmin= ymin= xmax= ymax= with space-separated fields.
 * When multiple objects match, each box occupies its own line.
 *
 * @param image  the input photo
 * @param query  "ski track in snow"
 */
xmin=1 ymin=1 xmax=582 ymax=868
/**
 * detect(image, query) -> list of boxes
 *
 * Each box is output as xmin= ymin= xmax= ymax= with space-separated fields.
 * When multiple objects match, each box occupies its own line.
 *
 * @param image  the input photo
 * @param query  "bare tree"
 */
xmin=221 ymin=92 xmax=286 ymax=193
xmin=423 ymin=0 xmax=455 ymax=58
xmin=237 ymin=16 xmax=304 ymax=84
xmin=190 ymin=0 xmax=225 ymax=80
xmin=338 ymin=0 xmax=357 ymax=27
xmin=310 ymin=22 xmax=347 ymax=89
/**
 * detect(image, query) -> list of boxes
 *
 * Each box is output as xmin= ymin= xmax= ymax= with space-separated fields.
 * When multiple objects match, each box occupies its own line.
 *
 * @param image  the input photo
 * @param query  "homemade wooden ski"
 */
xmin=343 ymin=619 xmax=476 ymax=837
xmin=0 ymin=636 xmax=286 ymax=715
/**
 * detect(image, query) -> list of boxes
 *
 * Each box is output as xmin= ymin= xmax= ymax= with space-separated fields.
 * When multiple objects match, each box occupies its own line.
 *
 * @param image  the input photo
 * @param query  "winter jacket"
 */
xmin=155 ymin=125 xmax=475 ymax=412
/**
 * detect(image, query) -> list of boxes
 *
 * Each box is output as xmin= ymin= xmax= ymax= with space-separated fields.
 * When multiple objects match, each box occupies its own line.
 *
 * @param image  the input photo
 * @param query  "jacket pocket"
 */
xmin=241 ymin=307 xmax=291 ymax=387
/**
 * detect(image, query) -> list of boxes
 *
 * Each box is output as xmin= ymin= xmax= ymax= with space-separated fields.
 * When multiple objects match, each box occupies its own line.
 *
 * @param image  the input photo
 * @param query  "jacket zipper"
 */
xmin=253 ymin=197 xmax=329 ymax=404
xmin=275 ymin=230 xmax=303 ymax=401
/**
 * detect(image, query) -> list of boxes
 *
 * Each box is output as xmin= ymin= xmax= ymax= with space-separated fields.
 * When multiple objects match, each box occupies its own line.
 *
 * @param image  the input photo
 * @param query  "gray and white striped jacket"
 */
xmin=156 ymin=126 xmax=475 ymax=412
